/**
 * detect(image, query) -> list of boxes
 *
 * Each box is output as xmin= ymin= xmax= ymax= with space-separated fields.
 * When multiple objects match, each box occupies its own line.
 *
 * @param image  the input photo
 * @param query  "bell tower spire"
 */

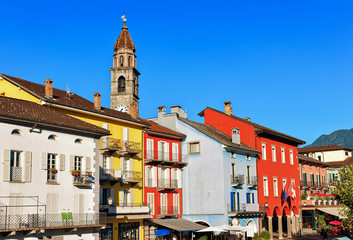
xmin=110 ymin=15 xmax=140 ymax=117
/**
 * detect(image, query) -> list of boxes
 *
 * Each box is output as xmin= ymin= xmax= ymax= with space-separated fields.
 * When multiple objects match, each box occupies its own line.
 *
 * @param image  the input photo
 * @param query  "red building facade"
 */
xmin=199 ymin=102 xmax=305 ymax=239
xmin=141 ymin=119 xmax=186 ymax=219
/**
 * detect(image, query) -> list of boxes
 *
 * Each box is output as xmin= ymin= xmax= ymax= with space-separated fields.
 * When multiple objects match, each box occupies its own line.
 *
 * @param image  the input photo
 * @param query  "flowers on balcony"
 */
xmin=50 ymin=168 xmax=58 ymax=173
xmin=71 ymin=170 xmax=81 ymax=176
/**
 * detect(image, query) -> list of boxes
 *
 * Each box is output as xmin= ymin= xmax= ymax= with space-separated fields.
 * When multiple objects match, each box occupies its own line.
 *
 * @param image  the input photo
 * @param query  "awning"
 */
xmin=150 ymin=218 xmax=208 ymax=232
xmin=317 ymin=207 xmax=345 ymax=219
xmin=126 ymin=214 xmax=153 ymax=219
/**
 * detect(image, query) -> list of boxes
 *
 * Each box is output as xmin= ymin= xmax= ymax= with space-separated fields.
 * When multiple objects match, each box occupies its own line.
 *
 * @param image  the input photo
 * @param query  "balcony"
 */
xmin=121 ymin=170 xmax=142 ymax=184
xmin=247 ymin=176 xmax=258 ymax=187
xmin=121 ymin=140 xmax=141 ymax=155
xmin=103 ymin=203 xmax=150 ymax=216
xmin=10 ymin=167 xmax=23 ymax=182
xmin=99 ymin=167 xmax=121 ymax=185
xmin=72 ymin=172 xmax=92 ymax=187
xmin=156 ymin=205 xmax=180 ymax=217
xmin=302 ymin=199 xmax=342 ymax=207
xmin=231 ymin=174 xmax=244 ymax=186
xmin=0 ymin=212 xmax=106 ymax=233
xmin=100 ymin=138 xmax=141 ymax=156
xmin=146 ymin=178 xmax=154 ymax=188
xmin=309 ymin=182 xmax=317 ymax=188
xmin=228 ymin=203 xmax=265 ymax=216
xmin=144 ymin=150 xmax=188 ymax=167
xmin=157 ymin=179 xmax=178 ymax=191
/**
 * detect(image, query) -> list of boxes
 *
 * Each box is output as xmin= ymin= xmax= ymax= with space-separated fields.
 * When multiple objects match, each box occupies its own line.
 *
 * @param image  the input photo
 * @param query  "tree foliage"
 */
xmin=333 ymin=165 xmax=353 ymax=219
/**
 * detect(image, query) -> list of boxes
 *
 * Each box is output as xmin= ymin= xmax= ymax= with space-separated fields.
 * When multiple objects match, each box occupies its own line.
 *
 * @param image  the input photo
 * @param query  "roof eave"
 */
xmin=146 ymin=130 xmax=185 ymax=140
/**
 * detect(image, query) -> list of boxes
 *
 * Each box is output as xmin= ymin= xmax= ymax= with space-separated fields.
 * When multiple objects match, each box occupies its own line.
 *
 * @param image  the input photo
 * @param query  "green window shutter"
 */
xmin=303 ymin=173 xmax=307 ymax=186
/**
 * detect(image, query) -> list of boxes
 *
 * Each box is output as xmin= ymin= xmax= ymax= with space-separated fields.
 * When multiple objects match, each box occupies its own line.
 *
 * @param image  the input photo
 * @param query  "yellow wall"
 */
xmin=0 ymin=78 xmax=41 ymax=104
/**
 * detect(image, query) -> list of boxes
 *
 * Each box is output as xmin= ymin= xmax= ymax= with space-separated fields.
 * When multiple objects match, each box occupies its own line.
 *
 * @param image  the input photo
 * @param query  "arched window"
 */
xmin=75 ymin=138 xmax=83 ymax=144
xmin=118 ymin=76 xmax=126 ymax=93
xmin=11 ymin=129 xmax=22 ymax=136
xmin=128 ymin=56 xmax=131 ymax=67
xmin=48 ymin=135 xmax=58 ymax=141
xmin=120 ymin=56 xmax=124 ymax=67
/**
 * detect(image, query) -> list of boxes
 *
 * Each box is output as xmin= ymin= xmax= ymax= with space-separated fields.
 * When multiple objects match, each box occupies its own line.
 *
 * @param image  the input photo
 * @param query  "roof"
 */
xmin=0 ymin=74 xmax=147 ymax=127
xmin=298 ymin=154 xmax=329 ymax=167
xmin=326 ymin=157 xmax=353 ymax=168
xmin=150 ymin=218 xmax=207 ymax=232
xmin=299 ymin=145 xmax=353 ymax=153
xmin=198 ymin=107 xmax=306 ymax=145
xmin=0 ymin=96 xmax=110 ymax=136
xmin=178 ymin=117 xmax=260 ymax=155
xmin=138 ymin=118 xmax=185 ymax=139
xmin=114 ymin=24 xmax=136 ymax=52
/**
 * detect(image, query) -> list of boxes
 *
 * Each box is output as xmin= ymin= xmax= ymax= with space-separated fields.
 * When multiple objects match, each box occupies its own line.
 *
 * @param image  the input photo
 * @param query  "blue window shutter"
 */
xmin=237 ymin=192 xmax=240 ymax=211
xmin=252 ymin=193 xmax=255 ymax=204
xmin=230 ymin=192 xmax=234 ymax=212
xmin=246 ymin=193 xmax=250 ymax=204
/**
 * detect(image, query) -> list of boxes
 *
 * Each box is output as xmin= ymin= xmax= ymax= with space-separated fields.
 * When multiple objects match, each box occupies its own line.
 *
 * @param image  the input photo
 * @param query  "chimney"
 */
xmin=93 ymin=92 xmax=101 ymax=109
xmin=44 ymin=78 xmax=53 ymax=98
xmin=171 ymin=105 xmax=188 ymax=119
xmin=158 ymin=106 xmax=166 ymax=120
xmin=224 ymin=101 xmax=233 ymax=116
xmin=130 ymin=102 xmax=138 ymax=118
xmin=245 ymin=117 xmax=250 ymax=121
xmin=231 ymin=127 xmax=240 ymax=144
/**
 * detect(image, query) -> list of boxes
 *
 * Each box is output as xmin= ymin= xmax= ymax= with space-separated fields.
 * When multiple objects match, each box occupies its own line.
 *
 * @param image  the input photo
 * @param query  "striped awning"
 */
xmin=150 ymin=218 xmax=208 ymax=232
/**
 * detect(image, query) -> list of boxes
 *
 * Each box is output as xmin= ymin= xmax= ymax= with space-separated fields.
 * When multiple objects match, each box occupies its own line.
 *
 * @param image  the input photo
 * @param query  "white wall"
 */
xmin=311 ymin=150 xmax=351 ymax=162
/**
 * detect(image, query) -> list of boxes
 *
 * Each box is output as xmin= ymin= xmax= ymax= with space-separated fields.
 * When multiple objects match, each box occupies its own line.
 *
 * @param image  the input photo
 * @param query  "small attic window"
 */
xmin=48 ymin=135 xmax=58 ymax=141
xmin=75 ymin=138 xmax=83 ymax=144
xmin=11 ymin=129 xmax=22 ymax=136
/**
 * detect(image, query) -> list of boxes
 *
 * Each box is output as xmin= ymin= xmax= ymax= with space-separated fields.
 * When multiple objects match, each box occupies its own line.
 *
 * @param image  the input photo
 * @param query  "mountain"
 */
xmin=310 ymin=128 xmax=353 ymax=149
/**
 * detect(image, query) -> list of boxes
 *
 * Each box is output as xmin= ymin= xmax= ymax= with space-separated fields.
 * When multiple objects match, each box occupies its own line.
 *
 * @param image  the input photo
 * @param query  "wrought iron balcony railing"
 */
xmin=228 ymin=203 xmax=265 ymax=213
xmin=156 ymin=205 xmax=180 ymax=216
xmin=231 ymin=174 xmax=244 ymax=186
xmin=122 ymin=170 xmax=142 ymax=183
xmin=0 ymin=213 xmax=106 ymax=232
xmin=101 ymin=137 xmax=141 ymax=155
xmin=72 ymin=172 xmax=92 ymax=187
xmin=10 ymin=167 xmax=23 ymax=182
xmin=158 ymin=179 xmax=178 ymax=190
xmin=100 ymin=167 xmax=114 ymax=179
xmin=144 ymin=150 xmax=188 ymax=166
xmin=247 ymin=176 xmax=258 ymax=186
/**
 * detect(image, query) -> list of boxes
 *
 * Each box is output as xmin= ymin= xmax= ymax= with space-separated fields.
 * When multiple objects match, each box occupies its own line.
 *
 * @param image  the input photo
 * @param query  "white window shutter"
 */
xmin=123 ymin=128 xmax=129 ymax=141
xmin=130 ymin=189 xmax=134 ymax=205
xmin=79 ymin=194 xmax=84 ymax=213
xmin=151 ymin=139 xmax=154 ymax=158
xmin=164 ymin=142 xmax=169 ymax=160
xmin=24 ymin=151 xmax=32 ymax=182
xmin=60 ymin=154 xmax=65 ymax=171
xmin=158 ymin=167 xmax=162 ymax=187
xmin=129 ymin=158 xmax=133 ymax=171
xmin=3 ymin=150 xmax=10 ymax=182
xmin=152 ymin=167 xmax=157 ymax=187
xmin=145 ymin=166 xmax=148 ymax=187
xmin=54 ymin=194 xmax=58 ymax=213
xmin=70 ymin=155 xmax=74 ymax=171
xmin=177 ymin=169 xmax=182 ymax=188
xmin=119 ymin=190 xmax=124 ymax=206
xmin=42 ymin=152 xmax=47 ymax=170
xmin=85 ymin=157 xmax=91 ymax=172
xmin=74 ymin=194 xmax=79 ymax=213
xmin=158 ymin=141 xmax=162 ymax=160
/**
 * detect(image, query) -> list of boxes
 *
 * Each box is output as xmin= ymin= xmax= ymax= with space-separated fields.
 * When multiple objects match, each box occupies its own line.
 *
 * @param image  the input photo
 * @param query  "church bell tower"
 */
xmin=110 ymin=16 xmax=140 ymax=117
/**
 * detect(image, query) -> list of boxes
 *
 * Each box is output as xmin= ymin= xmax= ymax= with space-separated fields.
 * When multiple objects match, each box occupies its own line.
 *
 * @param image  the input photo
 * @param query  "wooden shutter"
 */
xmin=151 ymin=139 xmax=154 ymax=158
xmin=70 ymin=155 xmax=74 ymax=171
xmin=177 ymin=169 xmax=182 ymax=188
xmin=129 ymin=158 xmax=133 ymax=172
xmin=79 ymin=194 xmax=84 ymax=213
xmin=74 ymin=194 xmax=79 ymax=213
xmin=3 ymin=150 xmax=10 ymax=182
xmin=42 ymin=152 xmax=47 ymax=170
xmin=130 ymin=189 xmax=134 ymax=205
xmin=119 ymin=190 xmax=124 ymax=206
xmin=164 ymin=142 xmax=169 ymax=160
xmin=24 ymin=151 xmax=32 ymax=182
xmin=60 ymin=154 xmax=65 ymax=171
xmin=85 ymin=157 xmax=91 ymax=172
xmin=145 ymin=166 xmax=149 ymax=187
xmin=158 ymin=141 xmax=162 ymax=160
xmin=152 ymin=167 xmax=157 ymax=187
xmin=123 ymin=128 xmax=129 ymax=141
xmin=158 ymin=167 xmax=162 ymax=187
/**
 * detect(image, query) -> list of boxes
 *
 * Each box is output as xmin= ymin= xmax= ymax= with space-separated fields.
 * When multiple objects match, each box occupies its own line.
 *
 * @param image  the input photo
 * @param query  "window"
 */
xmin=262 ymin=143 xmax=267 ymax=160
xmin=11 ymin=129 xmax=21 ymax=135
xmin=247 ymin=155 xmax=250 ymax=161
xmin=147 ymin=193 xmax=155 ymax=215
xmin=172 ymin=142 xmax=179 ymax=161
xmin=310 ymin=173 xmax=315 ymax=187
xmin=318 ymin=156 xmax=322 ymax=161
xmin=158 ymin=141 xmax=169 ymax=160
xmin=120 ymin=56 xmax=124 ymax=67
xmin=230 ymin=192 xmax=239 ymax=211
xmin=282 ymin=178 xmax=287 ymax=192
xmin=173 ymin=193 xmax=180 ymax=215
xmin=118 ymin=222 xmax=139 ymax=240
xmin=316 ymin=174 xmax=321 ymax=187
xmin=272 ymin=146 xmax=276 ymax=162
xmin=290 ymin=149 xmax=294 ymax=165
xmin=188 ymin=142 xmax=200 ymax=154
xmin=247 ymin=166 xmax=251 ymax=184
xmin=74 ymin=156 xmax=82 ymax=171
xmin=128 ymin=56 xmax=131 ymax=67
xmin=10 ymin=151 xmax=22 ymax=181
xmin=346 ymin=152 xmax=349 ymax=156
xmin=231 ymin=163 xmax=236 ymax=179
xmin=246 ymin=192 xmax=251 ymax=204
xmin=273 ymin=177 xmax=278 ymax=197
xmin=48 ymin=135 xmax=58 ymax=140
xmin=281 ymin=148 xmax=285 ymax=164
xmin=75 ymin=138 xmax=83 ymax=144
xmin=146 ymin=138 xmax=154 ymax=159
xmin=118 ymin=76 xmax=126 ymax=92
xmin=47 ymin=154 xmax=57 ymax=183
xmin=303 ymin=172 xmax=307 ymax=186
xmin=231 ymin=152 xmax=236 ymax=158
xmin=263 ymin=177 xmax=269 ymax=197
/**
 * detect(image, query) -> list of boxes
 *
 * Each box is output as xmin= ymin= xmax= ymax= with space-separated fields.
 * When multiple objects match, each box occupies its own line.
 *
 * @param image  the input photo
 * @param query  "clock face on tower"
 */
xmin=116 ymin=104 xmax=128 ymax=113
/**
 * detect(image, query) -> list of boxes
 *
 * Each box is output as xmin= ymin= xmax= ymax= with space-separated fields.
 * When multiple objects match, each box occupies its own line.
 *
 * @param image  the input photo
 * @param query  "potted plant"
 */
xmin=87 ymin=171 xmax=92 ymax=176
xmin=108 ymin=197 xmax=113 ymax=205
xmin=259 ymin=230 xmax=271 ymax=240
xmin=71 ymin=170 xmax=80 ymax=176
xmin=50 ymin=168 xmax=58 ymax=174
xmin=301 ymin=193 xmax=308 ymax=200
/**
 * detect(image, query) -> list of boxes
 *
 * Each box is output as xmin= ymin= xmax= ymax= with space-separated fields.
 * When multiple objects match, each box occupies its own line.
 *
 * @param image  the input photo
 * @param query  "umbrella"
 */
xmin=329 ymin=221 xmax=342 ymax=226
xmin=312 ymin=193 xmax=319 ymax=195
xmin=155 ymin=229 xmax=170 ymax=236
xmin=197 ymin=226 xmax=227 ymax=233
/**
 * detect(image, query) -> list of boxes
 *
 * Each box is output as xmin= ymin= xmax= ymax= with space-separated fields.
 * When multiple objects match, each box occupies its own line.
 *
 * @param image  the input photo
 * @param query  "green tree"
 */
xmin=333 ymin=165 xmax=353 ymax=219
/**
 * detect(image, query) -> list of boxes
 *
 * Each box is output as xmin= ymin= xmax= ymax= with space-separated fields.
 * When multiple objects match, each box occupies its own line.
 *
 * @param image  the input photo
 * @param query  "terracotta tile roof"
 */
xmin=299 ymin=145 xmax=353 ymax=153
xmin=327 ymin=157 xmax=353 ymax=168
xmin=0 ymin=74 xmax=147 ymax=127
xmin=178 ymin=117 xmax=260 ymax=155
xmin=0 ymin=96 xmax=110 ymax=136
xmin=138 ymin=118 xmax=185 ymax=139
xmin=114 ymin=25 xmax=136 ymax=52
xmin=298 ymin=154 xmax=329 ymax=166
xmin=198 ymin=107 xmax=305 ymax=145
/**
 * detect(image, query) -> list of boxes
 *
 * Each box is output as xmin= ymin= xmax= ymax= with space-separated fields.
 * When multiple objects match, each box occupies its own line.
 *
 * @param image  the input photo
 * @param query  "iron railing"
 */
xmin=122 ymin=170 xmax=142 ymax=183
xmin=122 ymin=140 xmax=141 ymax=153
xmin=231 ymin=174 xmax=244 ymax=185
xmin=156 ymin=205 xmax=179 ymax=215
xmin=247 ymin=176 xmax=258 ymax=186
xmin=145 ymin=150 xmax=188 ymax=164
xmin=101 ymin=137 xmax=141 ymax=153
xmin=72 ymin=173 xmax=92 ymax=186
xmin=0 ymin=213 xmax=106 ymax=231
xmin=228 ymin=203 xmax=265 ymax=212
xmin=158 ymin=179 xmax=178 ymax=189
xmin=10 ymin=167 xmax=22 ymax=182
xmin=100 ymin=167 xmax=114 ymax=179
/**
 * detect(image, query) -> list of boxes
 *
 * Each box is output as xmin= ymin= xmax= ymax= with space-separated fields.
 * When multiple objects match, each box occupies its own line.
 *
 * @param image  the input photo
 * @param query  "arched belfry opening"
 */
xmin=118 ymin=76 xmax=126 ymax=93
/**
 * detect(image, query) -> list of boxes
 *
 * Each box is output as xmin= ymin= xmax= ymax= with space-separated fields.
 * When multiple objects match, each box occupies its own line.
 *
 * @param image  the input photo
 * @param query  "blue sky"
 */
xmin=1 ymin=0 xmax=353 ymax=144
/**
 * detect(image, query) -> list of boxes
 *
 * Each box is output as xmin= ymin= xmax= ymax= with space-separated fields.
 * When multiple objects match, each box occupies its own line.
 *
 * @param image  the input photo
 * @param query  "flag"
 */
xmin=288 ymin=181 xmax=296 ymax=201
xmin=283 ymin=181 xmax=288 ymax=201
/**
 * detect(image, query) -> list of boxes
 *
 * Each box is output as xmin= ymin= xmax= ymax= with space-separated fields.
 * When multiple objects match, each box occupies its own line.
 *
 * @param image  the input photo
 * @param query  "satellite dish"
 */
xmin=232 ymin=218 xmax=239 ymax=226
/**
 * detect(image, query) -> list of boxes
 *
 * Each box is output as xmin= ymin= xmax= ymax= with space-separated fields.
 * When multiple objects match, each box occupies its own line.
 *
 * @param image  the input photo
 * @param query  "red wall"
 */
xmin=143 ymin=132 xmax=183 ymax=219
xmin=203 ymin=108 xmax=301 ymax=217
